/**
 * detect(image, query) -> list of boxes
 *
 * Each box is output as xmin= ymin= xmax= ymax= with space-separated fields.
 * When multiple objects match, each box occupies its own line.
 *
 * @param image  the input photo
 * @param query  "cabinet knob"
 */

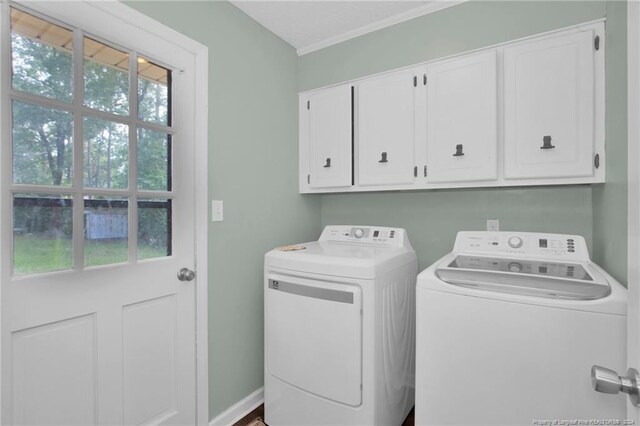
xmin=541 ymin=135 xmax=555 ymax=150
xmin=379 ymin=152 xmax=388 ymax=163
xmin=323 ymin=158 xmax=331 ymax=168
xmin=453 ymin=144 xmax=465 ymax=157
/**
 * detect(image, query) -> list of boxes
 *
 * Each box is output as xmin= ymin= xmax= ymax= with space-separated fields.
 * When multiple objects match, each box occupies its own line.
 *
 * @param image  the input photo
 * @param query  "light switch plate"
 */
xmin=486 ymin=219 xmax=499 ymax=232
xmin=212 ymin=200 xmax=223 ymax=222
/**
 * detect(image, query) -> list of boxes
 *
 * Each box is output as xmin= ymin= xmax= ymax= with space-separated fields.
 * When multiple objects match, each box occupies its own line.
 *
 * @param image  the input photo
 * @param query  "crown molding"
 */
xmin=297 ymin=0 xmax=468 ymax=56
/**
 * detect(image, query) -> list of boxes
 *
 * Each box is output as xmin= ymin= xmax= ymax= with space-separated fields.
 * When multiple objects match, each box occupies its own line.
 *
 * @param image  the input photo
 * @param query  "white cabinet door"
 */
xmin=357 ymin=69 xmax=418 ymax=186
xmin=306 ymin=85 xmax=352 ymax=189
xmin=426 ymin=50 xmax=497 ymax=183
xmin=504 ymin=30 xmax=596 ymax=179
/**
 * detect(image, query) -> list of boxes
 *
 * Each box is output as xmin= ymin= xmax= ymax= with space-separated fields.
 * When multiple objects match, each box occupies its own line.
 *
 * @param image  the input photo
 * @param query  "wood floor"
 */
xmin=232 ymin=404 xmax=415 ymax=426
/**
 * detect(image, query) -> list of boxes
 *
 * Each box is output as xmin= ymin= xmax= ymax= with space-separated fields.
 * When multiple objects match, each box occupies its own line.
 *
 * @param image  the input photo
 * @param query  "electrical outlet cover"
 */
xmin=487 ymin=219 xmax=499 ymax=232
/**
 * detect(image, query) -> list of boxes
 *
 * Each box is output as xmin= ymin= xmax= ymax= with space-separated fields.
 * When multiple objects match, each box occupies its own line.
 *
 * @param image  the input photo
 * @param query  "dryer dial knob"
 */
xmin=508 ymin=236 xmax=524 ymax=249
xmin=354 ymin=228 xmax=365 ymax=238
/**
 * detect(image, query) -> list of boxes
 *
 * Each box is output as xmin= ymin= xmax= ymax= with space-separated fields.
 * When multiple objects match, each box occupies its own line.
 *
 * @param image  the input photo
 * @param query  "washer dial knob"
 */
xmin=354 ymin=228 xmax=365 ymax=238
xmin=508 ymin=262 xmax=523 ymax=273
xmin=508 ymin=236 xmax=524 ymax=249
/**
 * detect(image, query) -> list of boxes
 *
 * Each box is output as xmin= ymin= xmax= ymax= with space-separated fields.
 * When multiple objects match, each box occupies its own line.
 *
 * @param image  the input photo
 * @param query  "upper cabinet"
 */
xmin=503 ymin=29 xmax=598 ymax=180
xmin=356 ymin=68 xmax=420 ymax=187
xmin=425 ymin=50 xmax=498 ymax=183
xmin=301 ymin=84 xmax=352 ymax=189
xmin=299 ymin=21 xmax=604 ymax=194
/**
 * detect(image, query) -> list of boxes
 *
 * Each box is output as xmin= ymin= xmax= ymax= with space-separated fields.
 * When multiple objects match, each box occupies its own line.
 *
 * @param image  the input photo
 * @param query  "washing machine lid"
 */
xmin=436 ymin=255 xmax=611 ymax=300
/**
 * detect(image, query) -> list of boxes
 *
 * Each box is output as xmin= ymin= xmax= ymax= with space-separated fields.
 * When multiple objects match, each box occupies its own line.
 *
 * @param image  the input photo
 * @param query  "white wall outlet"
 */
xmin=487 ymin=219 xmax=499 ymax=232
xmin=211 ymin=200 xmax=223 ymax=222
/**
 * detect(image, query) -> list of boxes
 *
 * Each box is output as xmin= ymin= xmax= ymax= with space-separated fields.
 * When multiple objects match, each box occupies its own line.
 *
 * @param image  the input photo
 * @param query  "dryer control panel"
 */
xmin=319 ymin=225 xmax=408 ymax=248
xmin=453 ymin=231 xmax=590 ymax=262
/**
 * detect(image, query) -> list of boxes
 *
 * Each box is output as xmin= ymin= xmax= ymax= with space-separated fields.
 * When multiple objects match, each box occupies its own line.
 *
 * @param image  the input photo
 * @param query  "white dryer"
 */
xmin=416 ymin=231 xmax=627 ymax=425
xmin=264 ymin=225 xmax=417 ymax=426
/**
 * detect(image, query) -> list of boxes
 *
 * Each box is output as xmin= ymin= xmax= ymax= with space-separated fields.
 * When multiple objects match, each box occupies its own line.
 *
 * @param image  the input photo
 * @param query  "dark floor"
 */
xmin=232 ymin=404 xmax=415 ymax=426
xmin=233 ymin=404 xmax=264 ymax=426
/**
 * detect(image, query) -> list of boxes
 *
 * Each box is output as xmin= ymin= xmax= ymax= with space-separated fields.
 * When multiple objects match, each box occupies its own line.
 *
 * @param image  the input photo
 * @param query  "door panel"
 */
xmin=357 ymin=69 xmax=417 ymax=186
xmin=504 ymin=30 xmax=595 ymax=179
xmin=308 ymin=85 xmax=352 ymax=189
xmin=123 ymin=295 xmax=178 ymax=425
xmin=12 ymin=314 xmax=97 ymax=426
xmin=426 ymin=50 xmax=497 ymax=183
xmin=266 ymin=276 xmax=362 ymax=406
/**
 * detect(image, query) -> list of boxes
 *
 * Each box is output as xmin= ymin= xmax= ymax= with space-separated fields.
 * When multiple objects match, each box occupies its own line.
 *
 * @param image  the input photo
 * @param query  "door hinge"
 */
xmin=413 ymin=76 xmax=417 ymax=87
xmin=307 ymin=174 xmax=310 ymax=184
xmin=414 ymin=166 xmax=418 ymax=177
xmin=594 ymin=35 xmax=600 ymax=51
xmin=594 ymin=153 xmax=600 ymax=169
xmin=423 ymin=74 xmax=427 ymax=85
xmin=307 ymin=100 xmax=310 ymax=110
xmin=424 ymin=165 xmax=427 ymax=177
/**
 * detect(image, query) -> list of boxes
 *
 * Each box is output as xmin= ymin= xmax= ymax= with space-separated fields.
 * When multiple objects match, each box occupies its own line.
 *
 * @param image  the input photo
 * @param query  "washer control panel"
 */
xmin=452 ymin=231 xmax=589 ymax=261
xmin=319 ymin=225 xmax=406 ymax=248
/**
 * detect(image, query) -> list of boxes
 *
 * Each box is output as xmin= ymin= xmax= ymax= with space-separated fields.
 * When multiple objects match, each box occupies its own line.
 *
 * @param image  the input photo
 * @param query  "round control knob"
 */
xmin=508 ymin=236 xmax=524 ymax=249
xmin=353 ymin=228 xmax=365 ymax=238
xmin=508 ymin=262 xmax=523 ymax=273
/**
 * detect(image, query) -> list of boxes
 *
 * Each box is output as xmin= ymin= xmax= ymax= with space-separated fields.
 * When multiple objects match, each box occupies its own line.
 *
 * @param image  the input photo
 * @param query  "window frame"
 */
xmin=5 ymin=3 xmax=176 ymax=276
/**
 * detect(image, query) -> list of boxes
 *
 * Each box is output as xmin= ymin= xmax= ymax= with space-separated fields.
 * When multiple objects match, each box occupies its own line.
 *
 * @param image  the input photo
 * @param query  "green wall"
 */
xmin=300 ymin=1 xmax=628 ymax=282
xmin=127 ymin=1 xmax=321 ymax=420
xmin=127 ymin=0 xmax=628 ymax=421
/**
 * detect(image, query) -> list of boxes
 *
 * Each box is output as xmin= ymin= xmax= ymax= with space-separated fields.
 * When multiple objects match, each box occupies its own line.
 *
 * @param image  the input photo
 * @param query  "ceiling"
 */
xmin=230 ymin=1 xmax=463 ymax=55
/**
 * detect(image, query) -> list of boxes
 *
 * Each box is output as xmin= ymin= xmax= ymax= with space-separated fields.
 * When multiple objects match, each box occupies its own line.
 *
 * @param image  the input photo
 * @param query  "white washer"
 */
xmin=416 ymin=231 xmax=627 ymax=425
xmin=265 ymin=225 xmax=417 ymax=426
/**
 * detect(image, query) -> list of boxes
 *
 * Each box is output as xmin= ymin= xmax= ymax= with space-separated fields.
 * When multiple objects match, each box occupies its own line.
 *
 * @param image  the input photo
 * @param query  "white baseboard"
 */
xmin=209 ymin=387 xmax=264 ymax=426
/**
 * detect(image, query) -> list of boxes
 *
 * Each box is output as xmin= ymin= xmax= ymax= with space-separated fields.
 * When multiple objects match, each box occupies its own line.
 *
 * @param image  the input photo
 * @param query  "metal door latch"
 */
xmin=177 ymin=268 xmax=196 ymax=282
xmin=592 ymin=365 xmax=640 ymax=406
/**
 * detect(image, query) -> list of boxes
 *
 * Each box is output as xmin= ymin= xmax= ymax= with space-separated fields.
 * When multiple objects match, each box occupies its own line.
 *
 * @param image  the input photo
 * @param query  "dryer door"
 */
xmin=266 ymin=274 xmax=362 ymax=406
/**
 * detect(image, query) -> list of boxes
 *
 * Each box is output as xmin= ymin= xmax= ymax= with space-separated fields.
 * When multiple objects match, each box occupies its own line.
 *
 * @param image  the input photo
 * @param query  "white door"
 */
xmin=357 ymin=68 xmax=419 ymax=187
xmin=503 ymin=29 xmax=596 ymax=180
xmin=1 ymin=3 xmax=200 ymax=425
xmin=425 ymin=50 xmax=497 ymax=183
xmin=307 ymin=84 xmax=352 ymax=189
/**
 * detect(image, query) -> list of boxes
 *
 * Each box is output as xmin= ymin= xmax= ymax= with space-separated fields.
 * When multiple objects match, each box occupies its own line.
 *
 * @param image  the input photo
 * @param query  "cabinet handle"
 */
xmin=379 ymin=152 xmax=388 ymax=163
xmin=541 ymin=135 xmax=555 ymax=150
xmin=323 ymin=158 xmax=331 ymax=168
xmin=453 ymin=144 xmax=465 ymax=157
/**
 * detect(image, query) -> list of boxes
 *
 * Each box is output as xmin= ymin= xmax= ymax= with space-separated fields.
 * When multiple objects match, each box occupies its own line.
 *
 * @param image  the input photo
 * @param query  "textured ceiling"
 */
xmin=230 ymin=1 xmax=436 ymax=54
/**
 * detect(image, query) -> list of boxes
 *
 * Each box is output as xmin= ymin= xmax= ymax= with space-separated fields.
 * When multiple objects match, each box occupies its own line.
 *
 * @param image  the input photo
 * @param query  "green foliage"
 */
xmin=84 ymin=117 xmax=129 ymax=189
xmin=11 ymin=33 xmax=72 ymax=101
xmin=12 ymin=101 xmax=73 ymax=186
xmin=13 ymin=234 xmax=167 ymax=275
xmin=138 ymin=78 xmax=169 ymax=125
xmin=11 ymin=30 xmax=172 ymax=272
xmin=84 ymin=59 xmax=129 ymax=115
xmin=13 ymin=234 xmax=73 ymax=275
xmin=138 ymin=129 xmax=169 ymax=190
xmin=138 ymin=200 xmax=171 ymax=257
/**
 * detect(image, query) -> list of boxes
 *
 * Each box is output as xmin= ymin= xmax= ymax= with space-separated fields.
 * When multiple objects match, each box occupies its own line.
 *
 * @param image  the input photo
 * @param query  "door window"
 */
xmin=9 ymin=6 xmax=174 ymax=276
